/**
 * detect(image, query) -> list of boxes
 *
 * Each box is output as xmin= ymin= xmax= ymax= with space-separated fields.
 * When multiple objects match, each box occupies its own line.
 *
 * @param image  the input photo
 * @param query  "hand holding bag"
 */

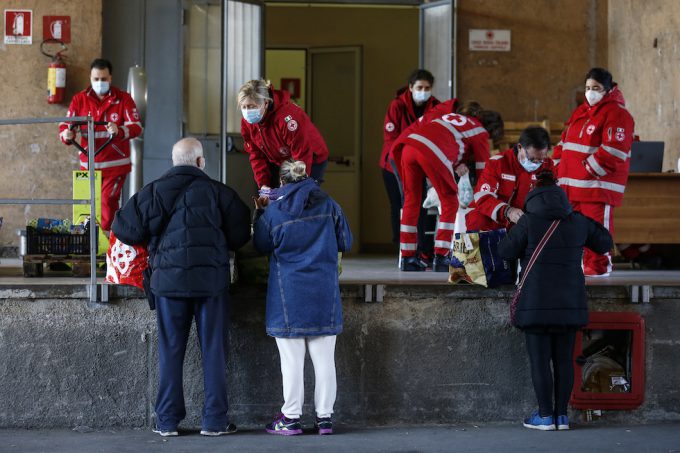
xmin=509 ymin=219 xmax=561 ymax=326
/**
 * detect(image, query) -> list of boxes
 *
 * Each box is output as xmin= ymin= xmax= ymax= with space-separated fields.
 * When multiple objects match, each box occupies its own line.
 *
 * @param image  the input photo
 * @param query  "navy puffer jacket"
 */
xmin=112 ymin=165 xmax=251 ymax=298
xmin=498 ymin=184 xmax=612 ymax=328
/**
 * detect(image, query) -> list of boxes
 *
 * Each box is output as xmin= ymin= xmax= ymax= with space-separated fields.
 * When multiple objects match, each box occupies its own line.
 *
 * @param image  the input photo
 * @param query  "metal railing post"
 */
xmin=87 ymin=116 xmax=98 ymax=303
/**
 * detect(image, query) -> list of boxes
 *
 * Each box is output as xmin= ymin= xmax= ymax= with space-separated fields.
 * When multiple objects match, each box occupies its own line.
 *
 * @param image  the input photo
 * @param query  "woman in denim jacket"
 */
xmin=253 ymin=160 xmax=352 ymax=436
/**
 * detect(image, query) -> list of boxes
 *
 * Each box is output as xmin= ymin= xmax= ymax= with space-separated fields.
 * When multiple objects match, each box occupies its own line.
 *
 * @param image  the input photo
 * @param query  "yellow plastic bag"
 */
xmin=448 ymin=232 xmax=488 ymax=287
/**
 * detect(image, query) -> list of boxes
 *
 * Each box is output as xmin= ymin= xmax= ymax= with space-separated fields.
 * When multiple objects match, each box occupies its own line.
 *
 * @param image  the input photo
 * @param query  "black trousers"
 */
xmin=381 ymin=168 xmax=435 ymax=254
xmin=525 ymin=330 xmax=577 ymax=417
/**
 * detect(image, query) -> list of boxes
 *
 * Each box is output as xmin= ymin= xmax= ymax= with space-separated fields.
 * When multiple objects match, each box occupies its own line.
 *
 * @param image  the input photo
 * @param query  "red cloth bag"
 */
xmin=105 ymin=231 xmax=148 ymax=289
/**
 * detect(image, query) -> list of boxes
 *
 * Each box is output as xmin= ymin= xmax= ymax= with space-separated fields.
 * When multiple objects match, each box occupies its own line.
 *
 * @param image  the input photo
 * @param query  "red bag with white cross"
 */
xmin=105 ymin=231 xmax=148 ymax=289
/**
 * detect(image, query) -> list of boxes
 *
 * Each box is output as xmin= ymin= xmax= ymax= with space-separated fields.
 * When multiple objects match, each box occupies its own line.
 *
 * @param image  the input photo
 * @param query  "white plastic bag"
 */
xmin=457 ymin=173 xmax=473 ymax=208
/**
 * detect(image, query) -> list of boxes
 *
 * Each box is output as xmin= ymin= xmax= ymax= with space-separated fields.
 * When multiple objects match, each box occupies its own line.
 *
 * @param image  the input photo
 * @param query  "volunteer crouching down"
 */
xmin=59 ymin=58 xmax=143 ymax=232
xmin=253 ymin=160 xmax=352 ymax=435
xmin=466 ymin=126 xmax=554 ymax=231
xmin=112 ymin=138 xmax=250 ymax=437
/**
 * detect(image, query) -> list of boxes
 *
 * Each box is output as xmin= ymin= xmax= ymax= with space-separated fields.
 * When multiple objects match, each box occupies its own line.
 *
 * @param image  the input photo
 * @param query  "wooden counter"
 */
xmin=616 ymin=173 xmax=680 ymax=244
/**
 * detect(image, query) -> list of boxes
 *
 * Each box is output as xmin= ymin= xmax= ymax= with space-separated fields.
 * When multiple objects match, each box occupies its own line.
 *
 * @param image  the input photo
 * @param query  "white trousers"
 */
xmin=275 ymin=335 xmax=337 ymax=419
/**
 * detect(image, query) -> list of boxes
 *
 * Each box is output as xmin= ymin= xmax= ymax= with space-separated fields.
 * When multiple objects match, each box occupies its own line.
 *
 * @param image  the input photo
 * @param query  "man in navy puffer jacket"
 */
xmin=112 ymin=138 xmax=250 ymax=437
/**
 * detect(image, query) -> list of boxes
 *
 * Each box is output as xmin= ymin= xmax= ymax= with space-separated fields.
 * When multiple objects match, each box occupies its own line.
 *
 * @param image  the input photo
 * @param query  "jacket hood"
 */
xmin=524 ymin=185 xmax=573 ymax=220
xmin=161 ymin=165 xmax=209 ymax=180
xmin=261 ymin=88 xmax=291 ymax=125
xmin=275 ymin=177 xmax=328 ymax=217
xmin=581 ymin=84 xmax=626 ymax=113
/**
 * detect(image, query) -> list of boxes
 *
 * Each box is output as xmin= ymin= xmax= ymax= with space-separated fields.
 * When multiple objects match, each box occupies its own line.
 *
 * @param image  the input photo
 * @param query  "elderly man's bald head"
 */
xmin=172 ymin=138 xmax=205 ymax=169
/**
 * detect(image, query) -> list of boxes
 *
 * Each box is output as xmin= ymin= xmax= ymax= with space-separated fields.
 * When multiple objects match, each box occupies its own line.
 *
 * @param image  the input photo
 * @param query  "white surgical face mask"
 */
xmin=585 ymin=90 xmax=604 ymax=106
xmin=241 ymin=106 xmax=264 ymax=124
xmin=412 ymin=90 xmax=432 ymax=104
xmin=92 ymin=81 xmax=110 ymax=96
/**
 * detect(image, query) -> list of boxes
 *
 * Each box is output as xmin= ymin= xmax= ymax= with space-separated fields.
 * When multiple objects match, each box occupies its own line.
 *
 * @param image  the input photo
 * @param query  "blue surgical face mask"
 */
xmin=241 ymin=106 xmax=264 ymax=124
xmin=520 ymin=155 xmax=542 ymax=173
xmin=412 ymin=90 xmax=432 ymax=103
xmin=92 ymin=81 xmax=110 ymax=96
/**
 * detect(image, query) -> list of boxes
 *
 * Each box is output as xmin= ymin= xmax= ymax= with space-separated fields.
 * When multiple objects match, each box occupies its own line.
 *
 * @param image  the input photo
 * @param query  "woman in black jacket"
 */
xmin=499 ymin=170 xmax=612 ymax=431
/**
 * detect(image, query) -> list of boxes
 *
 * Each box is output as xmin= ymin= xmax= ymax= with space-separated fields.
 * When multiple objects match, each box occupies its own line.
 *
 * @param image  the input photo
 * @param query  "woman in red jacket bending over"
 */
xmin=552 ymin=68 xmax=635 ymax=277
xmin=238 ymin=79 xmax=329 ymax=191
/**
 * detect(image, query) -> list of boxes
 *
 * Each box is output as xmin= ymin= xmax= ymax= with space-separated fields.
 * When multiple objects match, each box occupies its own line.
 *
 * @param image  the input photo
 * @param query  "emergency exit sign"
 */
xmin=469 ymin=29 xmax=511 ymax=52
xmin=4 ymin=9 xmax=33 ymax=45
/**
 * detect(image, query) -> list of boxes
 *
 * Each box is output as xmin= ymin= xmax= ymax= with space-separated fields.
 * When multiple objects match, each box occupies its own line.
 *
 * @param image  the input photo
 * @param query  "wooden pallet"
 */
xmin=23 ymin=254 xmax=105 ymax=277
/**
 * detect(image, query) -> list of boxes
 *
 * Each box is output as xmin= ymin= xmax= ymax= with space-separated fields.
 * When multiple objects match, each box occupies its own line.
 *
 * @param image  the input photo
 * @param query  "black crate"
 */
xmin=26 ymin=226 xmax=96 ymax=255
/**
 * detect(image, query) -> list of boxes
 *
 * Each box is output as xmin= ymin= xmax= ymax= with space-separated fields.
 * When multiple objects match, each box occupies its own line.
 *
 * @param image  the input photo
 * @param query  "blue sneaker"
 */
xmin=556 ymin=415 xmax=570 ymax=430
xmin=523 ymin=411 xmax=556 ymax=431
xmin=265 ymin=414 xmax=303 ymax=436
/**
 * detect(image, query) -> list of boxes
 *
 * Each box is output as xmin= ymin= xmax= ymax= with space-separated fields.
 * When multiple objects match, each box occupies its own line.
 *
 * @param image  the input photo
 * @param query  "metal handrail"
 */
xmin=0 ymin=115 xmax=102 ymax=302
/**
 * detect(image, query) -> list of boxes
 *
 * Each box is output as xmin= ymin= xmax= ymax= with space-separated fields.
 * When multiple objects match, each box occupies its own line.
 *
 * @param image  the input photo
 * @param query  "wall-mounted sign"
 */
xmin=469 ymin=29 xmax=511 ymax=52
xmin=43 ymin=15 xmax=71 ymax=43
xmin=4 ymin=9 xmax=33 ymax=45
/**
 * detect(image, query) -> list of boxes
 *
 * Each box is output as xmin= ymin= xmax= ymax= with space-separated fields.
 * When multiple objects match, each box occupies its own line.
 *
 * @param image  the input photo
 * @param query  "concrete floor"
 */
xmin=2 ymin=423 xmax=680 ymax=453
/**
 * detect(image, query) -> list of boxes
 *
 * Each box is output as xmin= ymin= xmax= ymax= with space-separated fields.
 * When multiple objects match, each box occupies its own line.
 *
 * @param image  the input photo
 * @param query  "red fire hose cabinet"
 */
xmin=570 ymin=311 xmax=645 ymax=410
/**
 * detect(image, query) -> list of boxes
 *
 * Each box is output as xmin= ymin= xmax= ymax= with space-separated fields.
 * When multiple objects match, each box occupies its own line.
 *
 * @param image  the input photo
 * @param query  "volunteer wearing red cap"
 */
xmin=392 ymin=107 xmax=503 ymax=271
xmin=380 ymin=69 xmax=441 ymax=245
xmin=238 ymin=79 xmax=329 ymax=191
xmin=552 ymin=68 xmax=635 ymax=277
xmin=467 ymin=126 xmax=554 ymax=231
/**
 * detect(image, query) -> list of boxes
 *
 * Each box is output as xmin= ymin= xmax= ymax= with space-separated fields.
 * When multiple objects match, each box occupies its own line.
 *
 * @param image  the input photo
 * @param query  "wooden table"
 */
xmin=616 ymin=173 xmax=680 ymax=244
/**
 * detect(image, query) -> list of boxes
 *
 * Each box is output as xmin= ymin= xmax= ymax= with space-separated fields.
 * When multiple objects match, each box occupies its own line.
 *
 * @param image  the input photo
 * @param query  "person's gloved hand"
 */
xmin=106 ymin=122 xmax=119 ymax=137
xmin=253 ymin=195 xmax=270 ymax=210
xmin=60 ymin=129 xmax=75 ymax=142
xmin=505 ymin=206 xmax=524 ymax=224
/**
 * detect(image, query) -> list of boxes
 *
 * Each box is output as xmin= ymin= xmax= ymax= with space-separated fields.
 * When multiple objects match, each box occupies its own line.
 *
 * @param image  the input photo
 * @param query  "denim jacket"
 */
xmin=253 ymin=178 xmax=352 ymax=337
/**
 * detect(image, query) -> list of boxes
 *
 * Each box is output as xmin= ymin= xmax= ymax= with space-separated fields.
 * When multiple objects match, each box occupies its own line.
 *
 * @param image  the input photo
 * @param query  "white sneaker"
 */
xmin=152 ymin=427 xmax=179 ymax=437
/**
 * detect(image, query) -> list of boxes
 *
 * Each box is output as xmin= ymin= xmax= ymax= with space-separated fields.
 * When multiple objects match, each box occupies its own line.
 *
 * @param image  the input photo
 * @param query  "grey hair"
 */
xmin=172 ymin=138 xmax=204 ymax=167
xmin=280 ymin=160 xmax=308 ymax=184
xmin=237 ymin=79 xmax=272 ymax=107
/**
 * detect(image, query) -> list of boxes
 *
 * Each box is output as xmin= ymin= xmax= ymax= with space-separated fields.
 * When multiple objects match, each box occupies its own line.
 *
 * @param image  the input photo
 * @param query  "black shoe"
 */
xmin=432 ymin=254 xmax=452 ymax=272
xmin=400 ymin=256 xmax=427 ymax=272
xmin=315 ymin=417 xmax=333 ymax=435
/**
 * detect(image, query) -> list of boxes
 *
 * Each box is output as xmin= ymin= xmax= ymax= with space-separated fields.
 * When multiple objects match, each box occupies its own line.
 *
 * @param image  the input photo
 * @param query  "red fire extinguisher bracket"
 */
xmin=571 ymin=311 xmax=646 ymax=410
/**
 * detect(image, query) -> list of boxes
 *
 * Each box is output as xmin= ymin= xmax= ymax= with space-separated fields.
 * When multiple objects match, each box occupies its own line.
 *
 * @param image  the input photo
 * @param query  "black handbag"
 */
xmin=142 ymin=181 xmax=195 ymax=310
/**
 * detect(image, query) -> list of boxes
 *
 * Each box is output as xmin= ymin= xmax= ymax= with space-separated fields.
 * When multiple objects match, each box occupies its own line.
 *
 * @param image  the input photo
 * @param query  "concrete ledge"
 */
xmin=1 ymin=283 xmax=679 ymax=429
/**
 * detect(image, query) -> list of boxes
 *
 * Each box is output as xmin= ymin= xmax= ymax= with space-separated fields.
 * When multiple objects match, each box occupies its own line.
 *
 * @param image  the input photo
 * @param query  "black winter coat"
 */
xmin=498 ymin=185 xmax=612 ymax=328
xmin=112 ymin=165 xmax=250 ymax=298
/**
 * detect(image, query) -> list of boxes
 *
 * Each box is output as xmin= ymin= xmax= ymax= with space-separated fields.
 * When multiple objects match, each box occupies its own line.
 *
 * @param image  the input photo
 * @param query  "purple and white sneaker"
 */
xmin=315 ymin=417 xmax=333 ymax=435
xmin=265 ymin=414 xmax=303 ymax=436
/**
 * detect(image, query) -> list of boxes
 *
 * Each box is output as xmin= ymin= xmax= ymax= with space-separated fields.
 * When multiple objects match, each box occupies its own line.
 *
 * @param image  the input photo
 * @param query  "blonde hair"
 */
xmin=280 ymin=160 xmax=308 ymax=184
xmin=237 ymin=79 xmax=272 ymax=107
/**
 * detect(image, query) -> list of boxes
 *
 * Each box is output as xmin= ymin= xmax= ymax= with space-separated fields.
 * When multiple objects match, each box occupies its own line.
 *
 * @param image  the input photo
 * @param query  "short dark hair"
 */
xmin=584 ymin=67 xmax=613 ymax=91
xmin=535 ymin=170 xmax=558 ymax=187
xmin=90 ymin=58 xmax=113 ymax=75
xmin=408 ymin=69 xmax=434 ymax=86
xmin=519 ymin=126 xmax=551 ymax=151
xmin=477 ymin=110 xmax=504 ymax=144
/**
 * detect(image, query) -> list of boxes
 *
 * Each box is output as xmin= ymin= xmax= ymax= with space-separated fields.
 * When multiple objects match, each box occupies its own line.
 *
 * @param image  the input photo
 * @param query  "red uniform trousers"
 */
xmin=399 ymin=145 xmax=459 ymax=257
xmin=572 ymin=201 xmax=614 ymax=275
xmin=99 ymin=173 xmax=126 ymax=232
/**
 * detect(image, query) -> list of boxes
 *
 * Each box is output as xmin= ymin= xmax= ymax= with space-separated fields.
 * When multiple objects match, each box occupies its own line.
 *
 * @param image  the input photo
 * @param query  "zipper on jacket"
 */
xmin=579 ymin=118 xmax=591 ymax=139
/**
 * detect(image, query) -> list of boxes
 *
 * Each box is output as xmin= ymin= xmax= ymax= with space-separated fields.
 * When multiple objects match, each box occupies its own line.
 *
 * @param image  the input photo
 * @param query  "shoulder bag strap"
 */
xmin=515 ymin=219 xmax=561 ymax=292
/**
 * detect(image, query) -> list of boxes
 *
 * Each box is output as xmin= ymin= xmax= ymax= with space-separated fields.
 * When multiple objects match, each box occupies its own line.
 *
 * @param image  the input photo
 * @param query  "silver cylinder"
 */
xmin=128 ymin=138 xmax=144 ymax=198
xmin=17 ymin=229 xmax=27 ymax=257
xmin=127 ymin=65 xmax=147 ymax=199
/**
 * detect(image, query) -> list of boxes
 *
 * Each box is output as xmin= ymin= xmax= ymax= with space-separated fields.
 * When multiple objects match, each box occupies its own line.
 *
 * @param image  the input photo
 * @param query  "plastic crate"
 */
xmin=26 ymin=225 xmax=95 ymax=255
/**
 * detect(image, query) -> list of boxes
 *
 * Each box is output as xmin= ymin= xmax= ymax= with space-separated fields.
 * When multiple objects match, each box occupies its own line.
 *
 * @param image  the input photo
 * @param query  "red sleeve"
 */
xmin=59 ymin=95 xmax=80 ymax=145
xmin=382 ymin=100 xmax=404 ymax=162
xmin=242 ymin=122 xmax=271 ymax=188
xmin=584 ymin=109 xmax=635 ymax=177
xmin=120 ymin=94 xmax=143 ymax=140
xmin=282 ymin=112 xmax=316 ymax=176
xmin=473 ymin=158 xmax=510 ymax=227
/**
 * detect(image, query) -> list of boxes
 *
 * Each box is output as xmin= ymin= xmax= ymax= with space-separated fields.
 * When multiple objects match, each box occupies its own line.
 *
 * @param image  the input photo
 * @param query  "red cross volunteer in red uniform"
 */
xmin=552 ymin=67 xmax=635 ymax=277
xmin=59 ymin=58 xmax=143 ymax=232
xmin=391 ymin=107 xmax=502 ymax=272
xmin=380 ymin=69 xmax=441 ymax=244
xmin=467 ymin=126 xmax=554 ymax=231
xmin=238 ymin=79 xmax=329 ymax=190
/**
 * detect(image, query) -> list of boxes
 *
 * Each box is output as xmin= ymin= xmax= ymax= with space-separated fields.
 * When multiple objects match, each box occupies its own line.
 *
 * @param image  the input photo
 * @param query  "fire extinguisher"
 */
xmin=41 ymin=39 xmax=68 ymax=104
